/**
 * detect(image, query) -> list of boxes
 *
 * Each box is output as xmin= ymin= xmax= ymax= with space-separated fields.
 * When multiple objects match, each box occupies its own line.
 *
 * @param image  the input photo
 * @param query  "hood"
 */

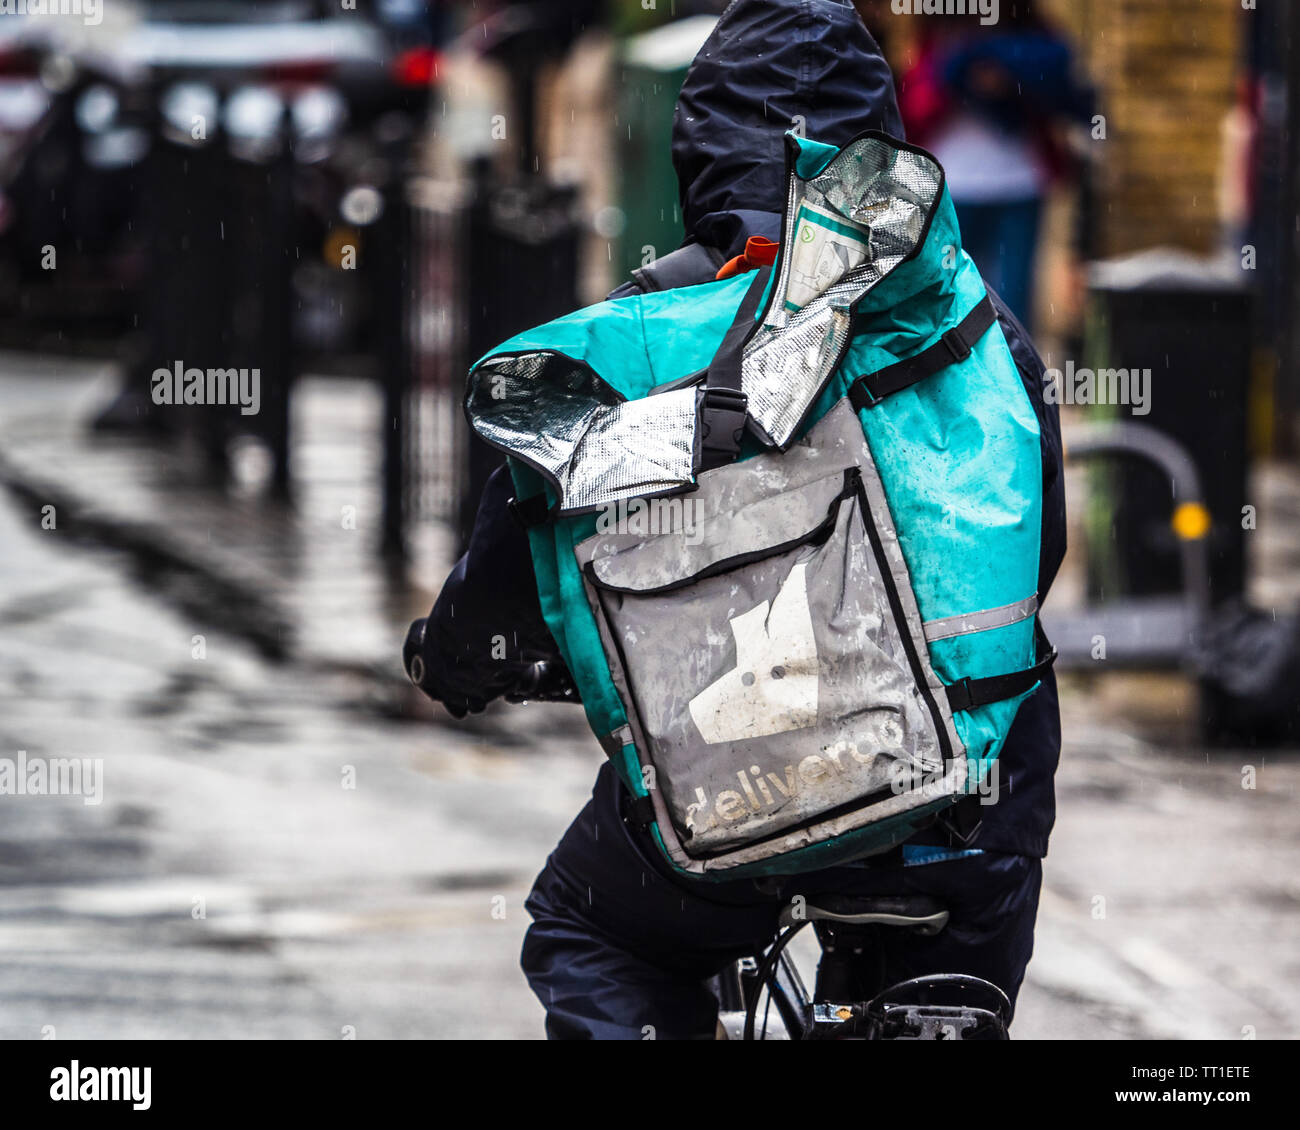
xmin=672 ymin=0 xmax=904 ymax=257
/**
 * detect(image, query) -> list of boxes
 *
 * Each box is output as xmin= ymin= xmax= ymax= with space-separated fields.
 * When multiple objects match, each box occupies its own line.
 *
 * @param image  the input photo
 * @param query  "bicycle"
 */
xmin=712 ymin=892 xmax=1011 ymax=1040
xmin=481 ymin=659 xmax=1013 ymax=1040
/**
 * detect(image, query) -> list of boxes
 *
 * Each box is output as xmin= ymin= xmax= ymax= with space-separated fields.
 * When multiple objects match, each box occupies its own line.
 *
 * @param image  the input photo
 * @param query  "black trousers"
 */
xmin=522 ymin=762 xmax=1043 ymax=1039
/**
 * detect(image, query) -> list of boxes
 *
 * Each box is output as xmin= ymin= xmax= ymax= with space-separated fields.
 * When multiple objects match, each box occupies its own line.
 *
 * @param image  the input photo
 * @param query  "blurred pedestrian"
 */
xmin=897 ymin=2 xmax=1093 ymax=331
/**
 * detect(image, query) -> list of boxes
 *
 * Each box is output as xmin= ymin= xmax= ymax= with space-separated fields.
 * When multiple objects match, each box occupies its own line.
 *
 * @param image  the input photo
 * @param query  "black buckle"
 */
xmin=507 ymin=493 xmax=550 ymax=529
xmin=697 ymin=386 xmax=749 ymax=471
xmin=945 ymin=677 xmax=975 ymax=714
xmin=941 ymin=325 xmax=973 ymax=364
xmin=622 ymin=793 xmax=656 ymax=827
xmin=850 ymin=377 xmax=880 ymax=411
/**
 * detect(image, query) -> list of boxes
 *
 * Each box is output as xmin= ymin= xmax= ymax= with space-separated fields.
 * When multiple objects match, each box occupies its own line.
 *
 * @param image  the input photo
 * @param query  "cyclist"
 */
xmin=405 ymin=0 xmax=1065 ymax=1039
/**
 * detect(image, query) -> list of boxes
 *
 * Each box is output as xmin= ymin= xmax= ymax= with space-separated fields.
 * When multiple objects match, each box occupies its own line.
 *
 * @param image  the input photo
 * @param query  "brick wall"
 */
xmin=1044 ymin=0 xmax=1243 ymax=257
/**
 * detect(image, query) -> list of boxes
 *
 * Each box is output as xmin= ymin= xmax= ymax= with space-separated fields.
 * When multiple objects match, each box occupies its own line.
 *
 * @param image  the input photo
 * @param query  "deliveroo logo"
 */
xmin=689 ymin=563 xmax=820 ymax=744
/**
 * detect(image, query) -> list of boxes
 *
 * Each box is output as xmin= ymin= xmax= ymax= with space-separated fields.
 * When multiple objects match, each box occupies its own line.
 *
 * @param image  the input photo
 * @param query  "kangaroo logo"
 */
xmin=689 ymin=562 xmax=820 ymax=744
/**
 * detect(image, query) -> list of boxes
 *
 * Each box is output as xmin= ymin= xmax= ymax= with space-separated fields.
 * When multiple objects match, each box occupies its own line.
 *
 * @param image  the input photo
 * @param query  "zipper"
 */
xmin=851 ymin=469 xmax=954 ymax=766
xmin=584 ymin=469 xmax=856 ymax=597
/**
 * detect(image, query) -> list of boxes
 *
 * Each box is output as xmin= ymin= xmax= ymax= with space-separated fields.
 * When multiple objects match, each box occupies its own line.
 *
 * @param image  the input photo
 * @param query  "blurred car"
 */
xmin=0 ymin=0 xmax=440 ymax=351
xmin=0 ymin=19 xmax=146 ymax=327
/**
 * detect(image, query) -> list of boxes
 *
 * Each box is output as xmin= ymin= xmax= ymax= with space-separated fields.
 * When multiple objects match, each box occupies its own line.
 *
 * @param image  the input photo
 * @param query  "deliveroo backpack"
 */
xmin=465 ymin=131 xmax=1054 ymax=880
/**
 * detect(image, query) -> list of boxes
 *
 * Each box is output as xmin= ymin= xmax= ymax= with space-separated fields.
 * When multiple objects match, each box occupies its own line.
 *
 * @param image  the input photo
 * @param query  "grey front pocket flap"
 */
xmin=571 ymin=397 xmax=966 ymax=871
xmin=583 ymin=470 xmax=853 ymax=595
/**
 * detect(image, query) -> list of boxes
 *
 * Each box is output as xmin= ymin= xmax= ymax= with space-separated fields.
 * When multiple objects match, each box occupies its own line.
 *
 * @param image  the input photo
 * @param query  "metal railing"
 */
xmin=401 ymin=177 xmax=471 ymax=540
xmin=1044 ymin=420 xmax=1213 ymax=668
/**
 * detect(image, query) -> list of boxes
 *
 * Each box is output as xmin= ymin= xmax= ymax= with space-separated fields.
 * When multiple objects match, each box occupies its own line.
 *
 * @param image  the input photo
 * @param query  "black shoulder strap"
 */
xmin=849 ymin=294 xmax=998 ymax=410
xmin=696 ymin=264 xmax=771 ymax=472
xmin=944 ymin=618 xmax=1057 ymax=713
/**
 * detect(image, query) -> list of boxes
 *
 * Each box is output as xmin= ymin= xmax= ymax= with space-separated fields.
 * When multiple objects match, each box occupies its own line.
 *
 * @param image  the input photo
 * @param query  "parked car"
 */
xmin=0 ymin=0 xmax=440 ymax=352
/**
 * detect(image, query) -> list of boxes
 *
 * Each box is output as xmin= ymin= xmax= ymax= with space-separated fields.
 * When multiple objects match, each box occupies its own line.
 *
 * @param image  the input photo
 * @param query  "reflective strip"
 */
xmin=922 ymin=595 xmax=1039 ymax=643
xmin=901 ymin=845 xmax=984 ymax=868
xmin=598 ymin=725 xmax=634 ymax=758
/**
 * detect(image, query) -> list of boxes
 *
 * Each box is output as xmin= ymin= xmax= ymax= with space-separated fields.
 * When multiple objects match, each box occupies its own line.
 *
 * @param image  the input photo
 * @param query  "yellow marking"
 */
xmin=324 ymin=226 xmax=360 ymax=269
xmin=1172 ymin=502 xmax=1210 ymax=541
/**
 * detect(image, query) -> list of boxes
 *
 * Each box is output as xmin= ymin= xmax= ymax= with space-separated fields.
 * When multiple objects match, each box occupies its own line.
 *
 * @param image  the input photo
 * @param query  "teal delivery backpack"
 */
xmin=465 ymin=132 xmax=1055 ymax=879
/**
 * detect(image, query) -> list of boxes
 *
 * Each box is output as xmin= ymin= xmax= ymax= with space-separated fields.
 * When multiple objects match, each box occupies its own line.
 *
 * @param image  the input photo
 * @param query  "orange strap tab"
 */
xmin=715 ymin=236 xmax=779 ymax=280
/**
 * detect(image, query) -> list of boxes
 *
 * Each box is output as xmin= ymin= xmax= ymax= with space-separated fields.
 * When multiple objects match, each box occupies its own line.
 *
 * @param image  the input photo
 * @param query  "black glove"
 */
xmin=403 ymin=617 xmax=487 ymax=718
xmin=503 ymin=658 xmax=581 ymax=704
xmin=403 ymin=463 xmax=572 ymax=718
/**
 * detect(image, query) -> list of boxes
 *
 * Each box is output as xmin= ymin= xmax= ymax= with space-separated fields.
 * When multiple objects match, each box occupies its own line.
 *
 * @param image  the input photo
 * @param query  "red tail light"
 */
xmin=392 ymin=47 xmax=439 ymax=88
xmin=0 ymin=50 xmax=38 ymax=78
xmin=263 ymin=60 xmax=332 ymax=86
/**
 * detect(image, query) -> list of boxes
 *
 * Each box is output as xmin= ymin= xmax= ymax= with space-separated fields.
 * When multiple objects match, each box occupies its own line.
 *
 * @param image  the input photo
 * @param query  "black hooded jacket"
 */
xmin=671 ymin=0 xmax=903 ymax=259
xmin=406 ymin=0 xmax=1065 ymax=859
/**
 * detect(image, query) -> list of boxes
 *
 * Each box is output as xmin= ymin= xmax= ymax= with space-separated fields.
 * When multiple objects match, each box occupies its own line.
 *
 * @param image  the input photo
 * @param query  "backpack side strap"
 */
xmin=849 ymin=294 xmax=999 ymax=410
xmin=943 ymin=617 xmax=1057 ymax=713
xmin=696 ymin=264 xmax=772 ymax=472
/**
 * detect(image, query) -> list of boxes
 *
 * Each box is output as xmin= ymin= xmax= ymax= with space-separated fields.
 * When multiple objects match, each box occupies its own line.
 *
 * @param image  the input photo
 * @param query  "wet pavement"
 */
xmin=0 ymin=357 xmax=1297 ymax=1039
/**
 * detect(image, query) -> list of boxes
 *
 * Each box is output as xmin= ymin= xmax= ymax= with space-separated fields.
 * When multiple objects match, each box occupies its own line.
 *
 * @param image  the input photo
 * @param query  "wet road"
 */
xmin=0 ymin=465 xmax=604 ymax=1039
xmin=0 ymin=370 xmax=1297 ymax=1039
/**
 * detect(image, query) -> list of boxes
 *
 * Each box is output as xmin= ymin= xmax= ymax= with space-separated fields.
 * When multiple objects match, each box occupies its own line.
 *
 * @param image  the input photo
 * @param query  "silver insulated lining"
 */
xmin=466 ymin=352 xmax=699 ymax=513
xmin=744 ymin=137 xmax=943 ymax=448
xmin=464 ymin=135 xmax=943 ymax=513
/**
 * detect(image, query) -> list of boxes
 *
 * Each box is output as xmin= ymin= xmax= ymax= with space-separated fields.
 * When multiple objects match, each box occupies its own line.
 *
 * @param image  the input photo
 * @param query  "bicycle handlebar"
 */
xmin=503 ymin=659 xmax=581 ymax=704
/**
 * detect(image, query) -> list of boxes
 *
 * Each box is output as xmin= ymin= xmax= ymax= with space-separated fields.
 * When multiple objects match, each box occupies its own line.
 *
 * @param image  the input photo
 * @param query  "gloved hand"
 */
xmin=402 ymin=462 xmax=574 ymax=719
xmin=403 ymin=617 xmax=487 ymax=718
xmin=403 ymin=617 xmax=579 ymax=716
xmin=503 ymin=658 xmax=581 ymax=704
